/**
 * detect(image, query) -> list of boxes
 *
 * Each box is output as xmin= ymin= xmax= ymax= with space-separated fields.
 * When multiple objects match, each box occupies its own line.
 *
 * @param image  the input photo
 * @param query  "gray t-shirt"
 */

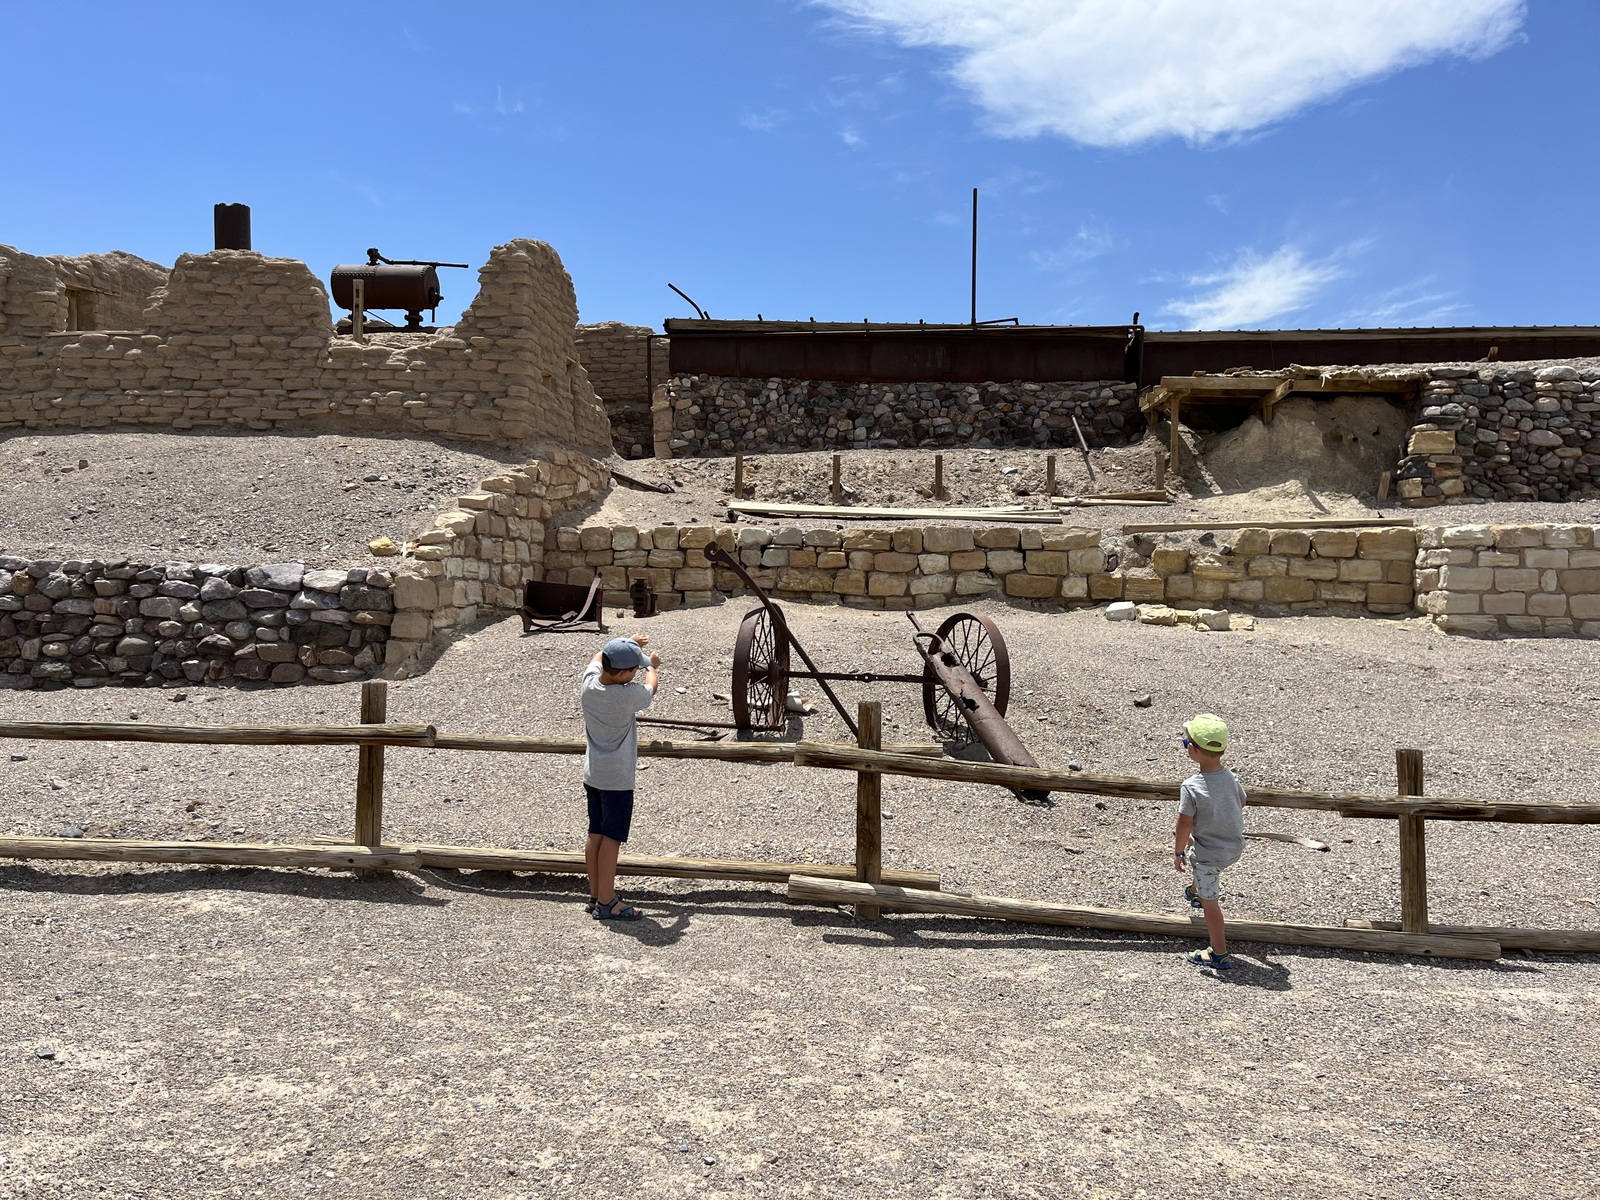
xmin=580 ymin=661 xmax=654 ymax=790
xmin=1179 ymin=768 xmax=1247 ymax=866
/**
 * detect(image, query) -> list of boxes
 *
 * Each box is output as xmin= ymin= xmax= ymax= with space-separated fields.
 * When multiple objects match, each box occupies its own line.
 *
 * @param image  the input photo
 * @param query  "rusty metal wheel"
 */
xmin=732 ymin=605 xmax=790 ymax=730
xmin=921 ymin=611 xmax=1010 ymax=743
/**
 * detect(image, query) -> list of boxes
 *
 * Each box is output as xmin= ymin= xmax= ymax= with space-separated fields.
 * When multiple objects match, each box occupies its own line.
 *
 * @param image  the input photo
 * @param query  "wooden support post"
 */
xmin=1397 ymin=749 xmax=1428 ymax=933
xmin=733 ymin=453 xmax=744 ymax=500
xmin=1045 ymin=454 xmax=1056 ymax=497
xmin=933 ymin=453 xmax=944 ymax=500
xmin=1376 ymin=470 xmax=1391 ymax=502
xmin=351 ymin=277 xmax=365 ymax=343
xmin=1168 ymin=394 xmax=1181 ymax=474
xmin=355 ymin=680 xmax=387 ymax=850
xmin=854 ymin=700 xmax=883 ymax=921
xmin=831 ymin=453 xmax=842 ymax=504
xmin=1153 ymin=446 xmax=1166 ymax=492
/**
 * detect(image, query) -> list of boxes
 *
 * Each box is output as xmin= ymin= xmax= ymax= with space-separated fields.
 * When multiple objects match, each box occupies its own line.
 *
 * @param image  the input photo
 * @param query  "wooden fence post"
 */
xmin=733 ymin=453 xmax=744 ymax=500
xmin=1045 ymin=454 xmax=1057 ymax=497
xmin=1397 ymin=748 xmax=1428 ymax=933
xmin=1168 ymin=395 xmax=1181 ymax=474
xmin=1154 ymin=447 xmax=1166 ymax=492
xmin=831 ymin=453 xmax=842 ymax=504
xmin=854 ymin=700 xmax=883 ymax=921
xmin=355 ymin=680 xmax=388 ymax=851
xmin=933 ymin=454 xmax=944 ymax=500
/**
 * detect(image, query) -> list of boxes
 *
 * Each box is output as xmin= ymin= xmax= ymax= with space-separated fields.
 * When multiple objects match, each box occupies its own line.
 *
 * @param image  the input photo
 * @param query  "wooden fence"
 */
xmin=2 ymin=681 xmax=1597 ymax=960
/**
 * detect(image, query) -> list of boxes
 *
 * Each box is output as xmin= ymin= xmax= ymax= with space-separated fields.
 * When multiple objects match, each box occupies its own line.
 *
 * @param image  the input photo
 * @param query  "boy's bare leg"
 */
xmin=585 ymin=833 xmax=603 ymax=899
xmin=1200 ymin=898 xmax=1228 ymax=956
xmin=595 ymin=835 xmax=622 ymax=906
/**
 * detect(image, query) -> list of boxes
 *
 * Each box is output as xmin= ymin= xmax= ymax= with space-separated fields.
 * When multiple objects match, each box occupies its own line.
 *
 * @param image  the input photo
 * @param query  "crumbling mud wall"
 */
xmin=0 ymin=240 xmax=612 ymax=453
xmin=661 ymin=376 xmax=1140 ymax=456
xmin=574 ymin=321 xmax=662 ymax=458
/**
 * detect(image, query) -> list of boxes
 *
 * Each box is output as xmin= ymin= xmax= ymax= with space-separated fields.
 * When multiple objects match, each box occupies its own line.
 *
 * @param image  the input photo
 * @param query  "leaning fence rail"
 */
xmin=1 ymin=682 xmax=1596 ymax=960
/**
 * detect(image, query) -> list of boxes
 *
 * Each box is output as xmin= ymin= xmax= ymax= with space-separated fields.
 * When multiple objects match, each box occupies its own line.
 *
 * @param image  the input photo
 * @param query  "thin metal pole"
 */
xmin=970 ymin=187 xmax=978 ymax=326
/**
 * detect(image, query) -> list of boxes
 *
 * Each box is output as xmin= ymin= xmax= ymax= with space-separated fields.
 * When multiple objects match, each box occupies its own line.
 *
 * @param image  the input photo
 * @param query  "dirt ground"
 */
xmin=3 ymin=598 xmax=1598 ymax=1199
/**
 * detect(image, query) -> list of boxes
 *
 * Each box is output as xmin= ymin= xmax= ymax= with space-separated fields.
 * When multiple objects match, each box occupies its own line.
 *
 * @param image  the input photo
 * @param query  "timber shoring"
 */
xmin=786 ymin=877 xmax=1501 ymax=961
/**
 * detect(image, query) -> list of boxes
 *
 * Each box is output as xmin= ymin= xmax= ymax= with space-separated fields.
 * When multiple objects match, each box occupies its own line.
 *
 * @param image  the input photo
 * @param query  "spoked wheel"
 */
xmin=732 ymin=605 xmax=791 ymax=730
xmin=921 ymin=611 xmax=1011 ymax=743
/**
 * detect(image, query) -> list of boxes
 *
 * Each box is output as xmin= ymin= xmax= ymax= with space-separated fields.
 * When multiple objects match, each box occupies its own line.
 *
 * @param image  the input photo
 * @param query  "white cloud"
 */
xmin=818 ymin=0 xmax=1524 ymax=146
xmin=1165 ymin=246 xmax=1345 ymax=329
xmin=840 ymin=125 xmax=866 ymax=147
xmin=1030 ymin=222 xmax=1115 ymax=270
xmin=1341 ymin=282 xmax=1469 ymax=328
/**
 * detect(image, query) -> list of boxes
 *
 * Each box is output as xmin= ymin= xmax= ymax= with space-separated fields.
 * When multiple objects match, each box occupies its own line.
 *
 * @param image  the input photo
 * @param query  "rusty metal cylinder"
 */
xmin=330 ymin=264 xmax=442 ymax=315
xmin=213 ymin=203 xmax=251 ymax=251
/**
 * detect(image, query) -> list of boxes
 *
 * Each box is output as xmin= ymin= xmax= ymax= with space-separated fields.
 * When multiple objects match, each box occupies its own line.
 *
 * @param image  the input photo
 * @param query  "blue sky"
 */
xmin=2 ymin=2 xmax=1595 ymax=332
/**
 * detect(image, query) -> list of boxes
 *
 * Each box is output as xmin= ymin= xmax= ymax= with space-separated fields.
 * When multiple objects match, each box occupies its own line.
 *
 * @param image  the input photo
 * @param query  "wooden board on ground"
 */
xmin=1121 ymin=517 xmax=1414 ymax=534
xmin=0 ymin=721 xmax=438 ymax=747
xmin=1347 ymin=918 xmax=1600 ymax=955
xmin=0 ymin=836 xmax=420 ymax=871
xmin=787 ymin=876 xmax=1500 ymax=961
xmin=728 ymin=501 xmax=1060 ymax=524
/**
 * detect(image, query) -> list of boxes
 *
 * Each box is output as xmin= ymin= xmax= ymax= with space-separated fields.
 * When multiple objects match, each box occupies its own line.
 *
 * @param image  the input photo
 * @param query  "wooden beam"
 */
xmin=1053 ymin=497 xmax=1170 ymax=508
xmin=732 ymin=453 xmax=744 ymax=499
xmin=1158 ymin=376 xmax=1280 ymax=394
xmin=729 ymin=501 xmax=1059 ymax=524
xmin=1168 ymin=394 xmax=1180 ymax=475
xmin=831 ymin=453 xmax=842 ymax=504
xmin=786 ymin=876 xmax=1499 ymax=961
xmin=1045 ymin=454 xmax=1056 ymax=497
xmin=427 ymin=733 xmax=943 ymax=762
xmin=854 ymin=701 xmax=883 ymax=921
xmin=1346 ymin=919 xmax=1600 ymax=955
xmin=355 ymin=681 xmax=387 ymax=850
xmin=0 ymin=721 xmax=437 ymax=748
xmin=933 ymin=453 xmax=944 ymax=500
xmin=1397 ymin=749 xmax=1429 ymax=934
xmin=1050 ymin=489 xmax=1168 ymax=503
xmin=312 ymin=840 xmax=939 ymax=889
xmin=1122 ymin=517 xmax=1414 ymax=534
xmin=0 ymin=836 xmax=419 ymax=871
xmin=789 ymin=743 xmax=1600 ymax=823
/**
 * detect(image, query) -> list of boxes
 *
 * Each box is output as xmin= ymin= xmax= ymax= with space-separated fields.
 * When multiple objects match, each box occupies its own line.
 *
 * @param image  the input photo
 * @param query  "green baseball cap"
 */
xmin=1184 ymin=713 xmax=1229 ymax=753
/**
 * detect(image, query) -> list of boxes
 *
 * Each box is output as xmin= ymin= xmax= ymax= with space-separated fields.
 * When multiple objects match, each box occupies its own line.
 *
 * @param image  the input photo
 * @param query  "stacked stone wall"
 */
xmin=661 ymin=375 xmax=1140 ymax=456
xmin=1391 ymin=364 xmax=1600 ymax=504
xmin=542 ymin=521 xmax=1416 ymax=616
xmin=1413 ymin=524 xmax=1600 ymax=636
xmin=574 ymin=322 xmax=662 ymax=458
xmin=0 ymin=246 xmax=169 ymax=337
xmin=0 ymin=557 xmax=394 ymax=690
xmin=0 ymin=241 xmax=611 ymax=453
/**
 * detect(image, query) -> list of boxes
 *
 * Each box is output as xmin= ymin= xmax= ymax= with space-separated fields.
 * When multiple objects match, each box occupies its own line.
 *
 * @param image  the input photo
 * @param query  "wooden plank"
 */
xmin=0 ymin=836 xmax=419 ymax=871
xmin=786 ymin=877 xmax=1499 ymax=961
xmin=732 ymin=453 xmax=744 ymax=499
xmin=355 ymin=680 xmax=387 ymax=850
xmin=1397 ymin=749 xmax=1429 ymax=933
xmin=1168 ymin=394 xmax=1180 ymax=474
xmin=1347 ymin=919 xmax=1600 ymax=955
xmin=312 ymin=840 xmax=939 ymax=889
xmin=1054 ymin=497 xmax=1169 ymax=508
xmin=1377 ymin=470 xmax=1392 ymax=502
xmin=729 ymin=501 xmax=1059 ymax=524
xmin=933 ymin=453 xmax=944 ymax=500
xmin=1122 ymin=517 xmax=1414 ymax=534
xmin=1051 ymin=489 xmax=1168 ymax=503
xmin=428 ymin=733 xmax=943 ymax=761
xmin=1045 ymin=454 xmax=1056 ymax=497
xmin=831 ymin=453 xmax=842 ymax=504
xmin=790 ymin=743 xmax=1600 ymax=823
xmin=0 ymin=721 xmax=437 ymax=747
xmin=854 ymin=700 xmax=883 ymax=921
xmin=1158 ymin=376 xmax=1281 ymax=394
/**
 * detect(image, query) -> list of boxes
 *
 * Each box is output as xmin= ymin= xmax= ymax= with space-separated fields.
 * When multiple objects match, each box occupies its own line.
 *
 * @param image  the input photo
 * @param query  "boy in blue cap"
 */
xmin=1173 ymin=713 xmax=1246 ymax=972
xmin=580 ymin=635 xmax=660 ymax=920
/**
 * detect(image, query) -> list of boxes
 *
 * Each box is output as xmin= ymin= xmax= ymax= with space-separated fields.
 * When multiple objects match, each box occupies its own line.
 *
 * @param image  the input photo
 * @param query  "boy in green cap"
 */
xmin=1173 ymin=713 xmax=1245 ymax=972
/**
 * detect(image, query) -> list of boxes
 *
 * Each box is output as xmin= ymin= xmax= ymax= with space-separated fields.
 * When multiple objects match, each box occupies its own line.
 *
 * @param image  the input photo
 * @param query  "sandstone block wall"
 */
xmin=0 ymin=240 xmax=611 ymax=453
xmin=573 ymin=322 xmax=662 ymax=458
xmin=661 ymin=376 xmax=1141 ymax=456
xmin=0 ymin=557 xmax=394 ymax=690
xmin=1413 ymin=524 xmax=1600 ymax=636
xmin=1394 ymin=364 xmax=1600 ymax=504
xmin=541 ymin=521 xmax=1415 ymax=617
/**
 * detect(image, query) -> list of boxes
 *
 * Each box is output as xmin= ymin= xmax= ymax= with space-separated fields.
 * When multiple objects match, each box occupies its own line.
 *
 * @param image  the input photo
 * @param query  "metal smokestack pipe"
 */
xmin=214 ymin=203 xmax=251 ymax=251
xmin=970 ymin=187 xmax=978 ymax=327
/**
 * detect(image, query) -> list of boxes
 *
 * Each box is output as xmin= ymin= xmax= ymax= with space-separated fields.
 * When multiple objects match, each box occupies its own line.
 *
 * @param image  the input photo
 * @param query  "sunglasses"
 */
xmin=1180 ymin=734 xmax=1196 ymax=749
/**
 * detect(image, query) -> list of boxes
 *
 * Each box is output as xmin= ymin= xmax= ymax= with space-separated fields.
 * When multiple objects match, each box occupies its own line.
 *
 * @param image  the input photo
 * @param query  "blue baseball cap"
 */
xmin=601 ymin=638 xmax=650 ymax=670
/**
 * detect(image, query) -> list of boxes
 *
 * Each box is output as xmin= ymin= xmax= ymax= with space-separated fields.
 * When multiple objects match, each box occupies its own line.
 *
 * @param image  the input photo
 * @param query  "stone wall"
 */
xmin=0 ymin=246 xmax=169 ymax=337
xmin=1391 ymin=364 xmax=1600 ymax=504
xmin=573 ymin=322 xmax=662 ymax=458
xmin=0 ymin=557 xmax=394 ymax=690
xmin=542 ymin=521 xmax=1416 ymax=616
xmin=661 ymin=376 xmax=1141 ymax=456
xmin=0 ymin=240 xmax=611 ymax=453
xmin=1413 ymin=524 xmax=1600 ymax=636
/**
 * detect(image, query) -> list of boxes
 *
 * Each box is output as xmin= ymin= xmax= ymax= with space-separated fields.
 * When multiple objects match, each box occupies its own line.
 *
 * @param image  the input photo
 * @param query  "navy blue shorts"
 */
xmin=585 ymin=785 xmax=634 ymax=843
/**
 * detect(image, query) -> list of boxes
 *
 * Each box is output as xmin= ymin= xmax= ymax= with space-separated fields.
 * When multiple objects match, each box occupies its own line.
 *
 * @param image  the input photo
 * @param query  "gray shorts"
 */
xmin=1187 ymin=849 xmax=1239 ymax=901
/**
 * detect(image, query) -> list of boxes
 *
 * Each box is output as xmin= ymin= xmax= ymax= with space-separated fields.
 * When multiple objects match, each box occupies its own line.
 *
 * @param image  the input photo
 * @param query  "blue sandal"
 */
xmin=593 ymin=898 xmax=643 ymax=922
xmin=1186 ymin=947 xmax=1235 ymax=972
xmin=1183 ymin=884 xmax=1204 ymax=911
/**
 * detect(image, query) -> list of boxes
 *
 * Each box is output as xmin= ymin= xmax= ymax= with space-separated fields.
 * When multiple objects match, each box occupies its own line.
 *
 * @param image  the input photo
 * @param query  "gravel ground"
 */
xmin=0 ymin=430 xmax=536 ymax=568
xmin=3 ymin=600 xmax=1598 ymax=1198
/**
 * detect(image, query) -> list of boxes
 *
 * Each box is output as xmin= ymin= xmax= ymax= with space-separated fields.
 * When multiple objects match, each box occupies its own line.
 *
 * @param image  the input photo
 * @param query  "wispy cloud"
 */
xmin=1030 ymin=222 xmax=1115 ymax=270
xmin=840 ymin=125 xmax=865 ymax=147
xmin=1165 ymin=246 xmax=1347 ymax=329
xmin=741 ymin=109 xmax=786 ymax=132
xmin=453 ymin=85 xmax=525 ymax=118
xmin=816 ymin=0 xmax=1525 ymax=146
xmin=1340 ymin=281 xmax=1469 ymax=327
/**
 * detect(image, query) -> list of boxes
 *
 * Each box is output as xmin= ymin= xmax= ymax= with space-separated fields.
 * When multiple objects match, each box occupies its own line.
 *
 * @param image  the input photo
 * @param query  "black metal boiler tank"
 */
xmin=330 ymin=248 xmax=468 ymax=331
